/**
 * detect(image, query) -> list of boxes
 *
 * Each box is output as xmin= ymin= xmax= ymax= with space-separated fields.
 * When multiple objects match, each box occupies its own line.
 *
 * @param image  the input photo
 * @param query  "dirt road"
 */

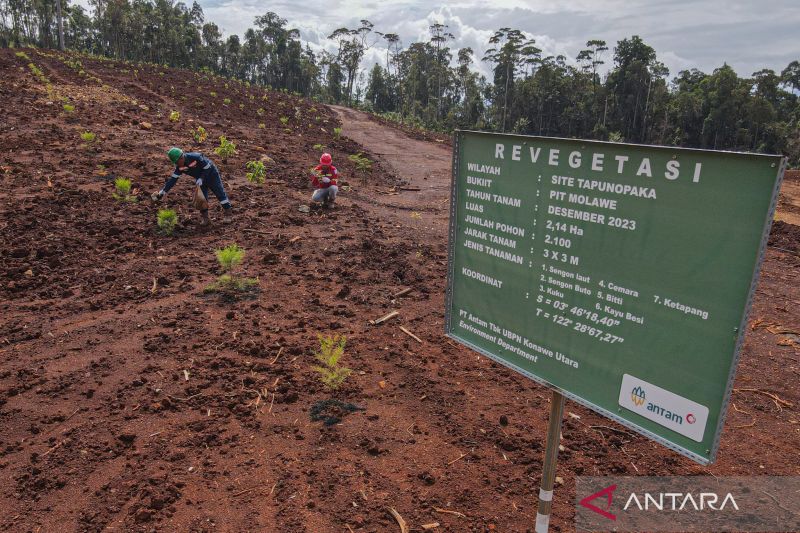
xmin=331 ymin=105 xmax=453 ymax=231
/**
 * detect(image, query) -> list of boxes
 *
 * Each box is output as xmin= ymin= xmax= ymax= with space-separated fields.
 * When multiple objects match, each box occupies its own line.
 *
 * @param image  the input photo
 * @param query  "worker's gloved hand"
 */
xmin=195 ymin=178 xmax=203 ymax=187
xmin=151 ymin=191 xmax=164 ymax=201
xmin=321 ymin=177 xmax=331 ymax=184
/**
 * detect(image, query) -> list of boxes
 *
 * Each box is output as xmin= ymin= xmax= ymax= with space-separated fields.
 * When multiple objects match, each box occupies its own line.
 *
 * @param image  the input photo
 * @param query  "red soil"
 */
xmin=1 ymin=48 xmax=799 ymax=533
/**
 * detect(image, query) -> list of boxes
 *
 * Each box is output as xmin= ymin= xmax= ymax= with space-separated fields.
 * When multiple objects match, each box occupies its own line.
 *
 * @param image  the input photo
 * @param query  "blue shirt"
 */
xmin=162 ymin=152 xmax=216 ymax=193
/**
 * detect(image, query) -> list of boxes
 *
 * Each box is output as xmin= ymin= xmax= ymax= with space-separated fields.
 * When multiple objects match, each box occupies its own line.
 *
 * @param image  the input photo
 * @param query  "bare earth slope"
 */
xmin=1 ymin=49 xmax=799 ymax=532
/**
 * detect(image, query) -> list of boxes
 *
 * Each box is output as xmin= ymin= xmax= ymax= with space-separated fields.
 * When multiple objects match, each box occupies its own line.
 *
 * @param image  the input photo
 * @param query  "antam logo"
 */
xmin=686 ymin=413 xmax=696 ymax=424
xmin=631 ymin=386 xmax=646 ymax=407
xmin=579 ymin=484 xmax=617 ymax=521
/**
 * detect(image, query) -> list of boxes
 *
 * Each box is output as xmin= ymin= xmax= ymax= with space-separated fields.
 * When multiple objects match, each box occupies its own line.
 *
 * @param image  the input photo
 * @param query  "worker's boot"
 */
xmin=223 ymin=208 xmax=233 ymax=224
xmin=199 ymin=209 xmax=210 ymax=227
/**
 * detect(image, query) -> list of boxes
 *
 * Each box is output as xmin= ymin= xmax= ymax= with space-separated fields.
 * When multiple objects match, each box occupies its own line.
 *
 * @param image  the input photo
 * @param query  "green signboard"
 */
xmin=445 ymin=131 xmax=785 ymax=463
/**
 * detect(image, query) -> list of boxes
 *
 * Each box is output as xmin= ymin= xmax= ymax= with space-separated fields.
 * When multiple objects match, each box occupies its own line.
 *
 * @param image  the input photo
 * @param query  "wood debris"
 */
xmin=387 ymin=507 xmax=409 ymax=533
xmin=399 ymin=325 xmax=422 ymax=343
xmin=433 ymin=507 xmax=467 ymax=518
xmin=446 ymin=453 xmax=466 ymax=466
xmin=767 ymin=325 xmax=799 ymax=335
xmin=270 ymin=346 xmax=284 ymax=365
xmin=392 ymin=287 xmax=413 ymax=298
xmin=734 ymin=388 xmax=793 ymax=410
xmin=370 ymin=310 xmax=399 ymax=325
xmin=242 ymin=228 xmax=271 ymax=236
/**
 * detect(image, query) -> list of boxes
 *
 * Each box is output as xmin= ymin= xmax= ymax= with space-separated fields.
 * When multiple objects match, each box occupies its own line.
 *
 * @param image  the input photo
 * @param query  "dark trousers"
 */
xmin=201 ymin=166 xmax=231 ymax=209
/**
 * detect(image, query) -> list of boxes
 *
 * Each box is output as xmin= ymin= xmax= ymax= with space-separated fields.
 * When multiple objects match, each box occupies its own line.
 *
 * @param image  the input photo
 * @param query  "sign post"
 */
xmin=445 ymin=131 xmax=785 ymax=529
xmin=535 ymin=390 xmax=565 ymax=533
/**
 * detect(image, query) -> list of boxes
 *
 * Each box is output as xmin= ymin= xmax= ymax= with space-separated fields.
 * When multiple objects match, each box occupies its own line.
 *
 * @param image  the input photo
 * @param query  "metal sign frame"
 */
xmin=445 ymin=130 xmax=786 ymax=464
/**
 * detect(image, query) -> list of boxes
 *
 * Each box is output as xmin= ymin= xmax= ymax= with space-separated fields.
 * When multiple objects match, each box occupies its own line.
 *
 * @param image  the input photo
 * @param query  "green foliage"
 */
xmin=114 ymin=177 xmax=131 ymax=196
xmin=215 ymin=243 xmax=245 ymax=272
xmin=157 ymin=208 xmax=178 ymax=235
xmin=311 ymin=335 xmax=352 ymax=390
xmin=348 ymin=152 xmax=372 ymax=172
xmin=81 ymin=131 xmax=96 ymax=142
xmin=27 ymin=63 xmax=48 ymax=84
xmin=245 ymin=160 xmax=266 ymax=184
xmin=333 ymin=127 xmax=342 ymax=139
xmin=223 ymin=97 xmax=231 ymax=105
xmin=313 ymin=143 xmax=326 ymax=151
xmin=348 ymin=152 xmax=372 ymax=184
xmin=169 ymin=110 xmax=181 ymax=122
xmin=64 ymin=57 xmax=82 ymax=71
xmin=258 ymin=123 xmax=266 ymax=129
xmin=279 ymin=116 xmax=289 ymax=124
xmin=10 ymin=4 xmax=800 ymax=165
xmin=63 ymin=103 xmax=75 ymax=113
xmin=112 ymin=177 xmax=136 ymax=202
xmin=193 ymin=125 xmax=207 ymax=144
xmin=214 ymin=136 xmax=236 ymax=159
xmin=205 ymin=244 xmax=258 ymax=295
xmin=257 ymin=107 xmax=265 ymax=116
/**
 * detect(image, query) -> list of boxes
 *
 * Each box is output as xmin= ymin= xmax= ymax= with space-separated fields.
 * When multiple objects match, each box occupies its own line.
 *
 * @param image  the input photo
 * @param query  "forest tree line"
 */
xmin=2 ymin=0 xmax=799 ymax=163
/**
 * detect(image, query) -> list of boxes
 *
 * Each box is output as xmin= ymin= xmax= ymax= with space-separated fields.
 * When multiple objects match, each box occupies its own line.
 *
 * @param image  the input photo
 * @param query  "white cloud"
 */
xmin=70 ymin=0 xmax=800 ymax=80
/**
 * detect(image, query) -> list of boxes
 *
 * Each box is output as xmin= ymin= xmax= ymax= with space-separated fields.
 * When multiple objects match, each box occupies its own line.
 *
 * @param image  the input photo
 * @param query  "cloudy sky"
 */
xmin=76 ymin=0 xmax=799 ymax=80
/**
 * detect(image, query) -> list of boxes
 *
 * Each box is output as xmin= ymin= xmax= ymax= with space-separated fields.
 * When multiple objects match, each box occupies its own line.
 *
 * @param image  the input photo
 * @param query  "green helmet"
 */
xmin=167 ymin=147 xmax=183 ymax=164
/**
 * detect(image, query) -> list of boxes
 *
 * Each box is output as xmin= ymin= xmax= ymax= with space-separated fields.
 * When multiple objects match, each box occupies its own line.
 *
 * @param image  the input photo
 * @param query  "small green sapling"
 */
xmin=157 ymin=208 xmax=178 ymax=235
xmin=311 ymin=335 xmax=352 ymax=390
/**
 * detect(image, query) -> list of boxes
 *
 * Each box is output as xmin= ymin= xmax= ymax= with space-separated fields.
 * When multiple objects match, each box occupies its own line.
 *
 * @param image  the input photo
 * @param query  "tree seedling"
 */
xmin=311 ymin=335 xmax=352 ymax=390
xmin=193 ymin=125 xmax=207 ymax=144
xmin=112 ymin=177 xmax=136 ymax=202
xmin=214 ymin=136 xmax=236 ymax=160
xmin=279 ymin=116 xmax=289 ymax=125
xmin=169 ymin=110 xmax=181 ymax=122
xmin=333 ymin=127 xmax=342 ymax=139
xmin=217 ymin=243 xmax=243 ymax=271
xmin=81 ymin=131 xmax=96 ymax=143
xmin=63 ymin=103 xmax=75 ymax=113
xmin=313 ymin=143 xmax=326 ymax=151
xmin=205 ymin=244 xmax=258 ymax=295
xmin=245 ymin=160 xmax=266 ymax=184
xmin=348 ymin=153 xmax=372 ymax=184
xmin=27 ymin=63 xmax=48 ymax=84
xmin=157 ymin=208 xmax=178 ymax=235
xmin=308 ymin=335 xmax=363 ymax=425
xmin=223 ymin=97 xmax=231 ymax=105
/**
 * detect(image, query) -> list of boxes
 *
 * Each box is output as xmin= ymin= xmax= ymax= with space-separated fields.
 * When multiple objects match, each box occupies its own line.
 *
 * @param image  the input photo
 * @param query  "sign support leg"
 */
xmin=535 ymin=389 xmax=565 ymax=533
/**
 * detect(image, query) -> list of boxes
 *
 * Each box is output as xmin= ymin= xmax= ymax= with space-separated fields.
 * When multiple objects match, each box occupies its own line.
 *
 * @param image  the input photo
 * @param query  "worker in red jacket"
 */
xmin=310 ymin=153 xmax=339 ymax=208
